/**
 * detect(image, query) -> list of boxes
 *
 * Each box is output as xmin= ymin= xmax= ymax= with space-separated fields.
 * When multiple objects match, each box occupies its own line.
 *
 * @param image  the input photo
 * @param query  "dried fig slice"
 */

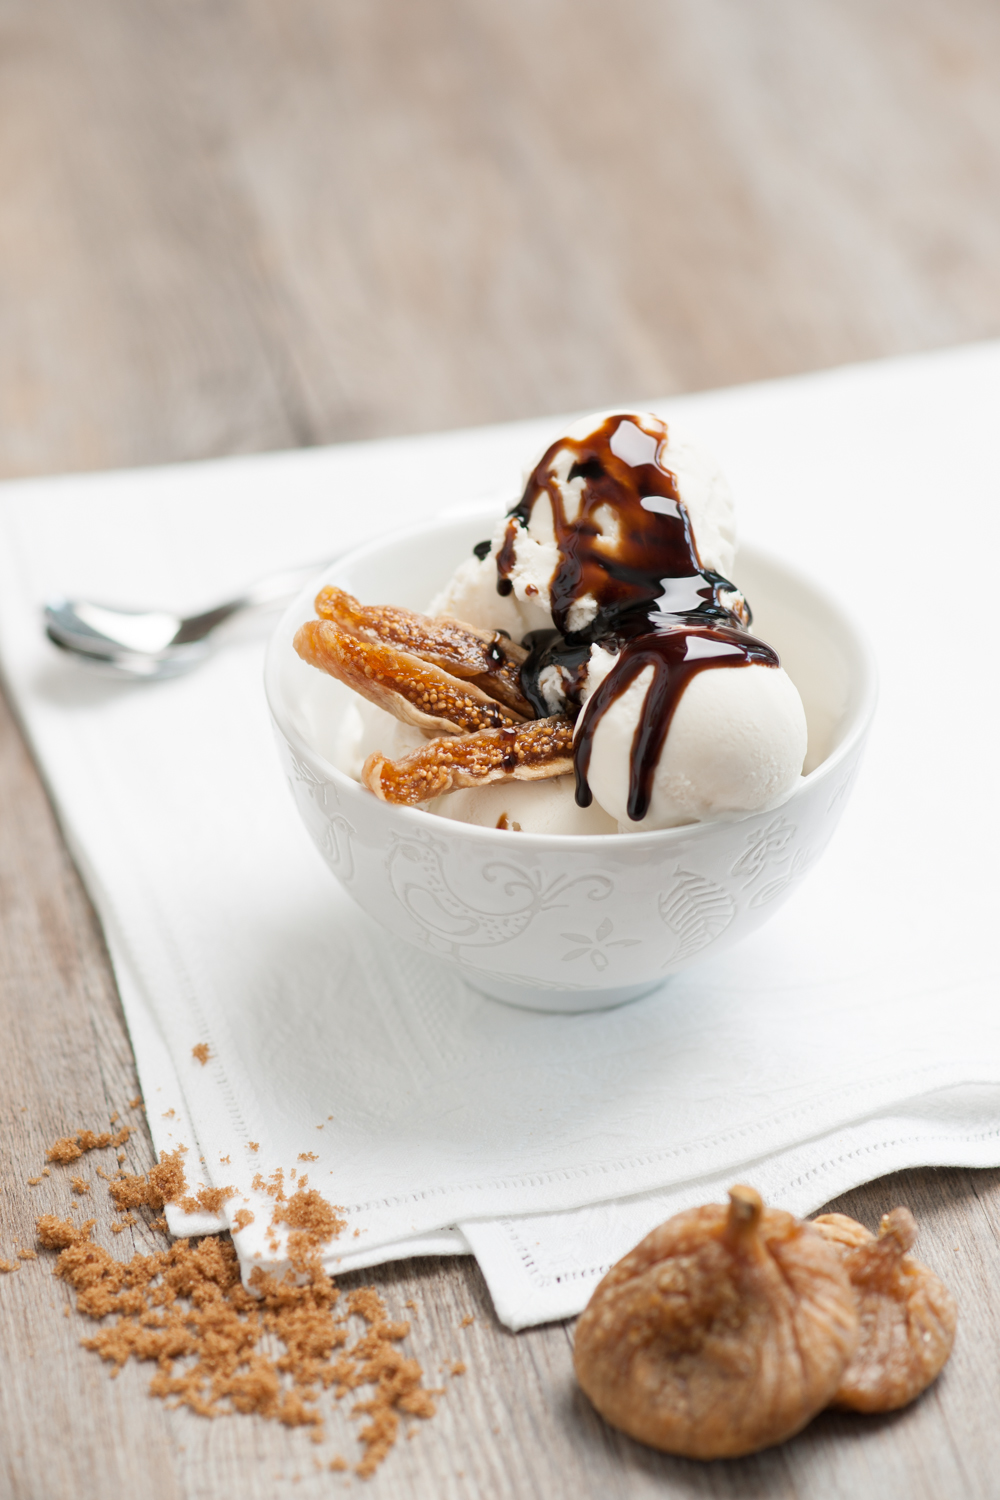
xmin=314 ymin=586 xmax=532 ymax=716
xmin=573 ymin=1186 xmax=859 ymax=1460
xmin=812 ymin=1207 xmax=957 ymax=1412
xmin=363 ymin=717 xmax=574 ymax=805
xmin=294 ymin=619 xmax=525 ymax=736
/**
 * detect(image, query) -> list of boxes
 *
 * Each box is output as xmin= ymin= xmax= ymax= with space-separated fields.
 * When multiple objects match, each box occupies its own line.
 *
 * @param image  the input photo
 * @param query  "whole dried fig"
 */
xmin=573 ymin=1186 xmax=859 ymax=1459
xmin=812 ymin=1207 xmax=957 ymax=1412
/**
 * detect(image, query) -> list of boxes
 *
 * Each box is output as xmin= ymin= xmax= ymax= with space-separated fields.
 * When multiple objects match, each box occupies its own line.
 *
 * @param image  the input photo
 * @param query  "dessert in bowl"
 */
xmin=265 ymin=414 xmax=876 ymax=1011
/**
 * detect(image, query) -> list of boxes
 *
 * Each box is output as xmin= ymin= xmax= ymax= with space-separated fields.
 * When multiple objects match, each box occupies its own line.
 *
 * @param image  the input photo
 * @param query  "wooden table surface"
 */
xmin=3 ymin=2 xmax=1000 ymax=1496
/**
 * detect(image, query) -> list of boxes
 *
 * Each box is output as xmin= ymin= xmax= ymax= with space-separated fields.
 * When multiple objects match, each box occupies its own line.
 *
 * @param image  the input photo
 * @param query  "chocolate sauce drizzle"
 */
xmin=497 ymin=414 xmax=780 ymax=822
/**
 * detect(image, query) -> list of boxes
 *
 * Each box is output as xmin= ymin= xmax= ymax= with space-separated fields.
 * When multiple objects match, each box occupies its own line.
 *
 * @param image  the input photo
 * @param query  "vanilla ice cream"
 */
xmin=429 ymin=410 xmax=807 ymax=833
xmin=578 ymin=645 xmax=807 ymax=830
xmin=433 ymin=776 xmax=618 ymax=836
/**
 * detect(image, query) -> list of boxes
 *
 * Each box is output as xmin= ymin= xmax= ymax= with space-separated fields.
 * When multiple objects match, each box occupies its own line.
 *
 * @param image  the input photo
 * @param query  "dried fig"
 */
xmin=573 ymin=1186 xmax=859 ymax=1459
xmin=812 ymin=1207 xmax=957 ymax=1412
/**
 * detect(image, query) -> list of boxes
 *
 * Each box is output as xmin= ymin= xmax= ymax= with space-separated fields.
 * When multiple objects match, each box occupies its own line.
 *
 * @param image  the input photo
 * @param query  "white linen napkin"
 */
xmin=2 ymin=343 xmax=999 ymax=1331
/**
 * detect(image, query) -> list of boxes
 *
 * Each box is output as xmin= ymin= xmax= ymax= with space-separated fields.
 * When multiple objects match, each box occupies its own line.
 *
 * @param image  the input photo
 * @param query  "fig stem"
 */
xmin=878 ymin=1207 xmax=917 ymax=1255
xmin=724 ymin=1185 xmax=764 ymax=1248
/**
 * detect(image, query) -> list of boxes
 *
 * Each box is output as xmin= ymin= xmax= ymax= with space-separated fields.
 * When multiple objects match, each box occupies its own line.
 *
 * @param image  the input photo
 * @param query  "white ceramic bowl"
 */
xmin=265 ymin=504 xmax=877 ymax=1012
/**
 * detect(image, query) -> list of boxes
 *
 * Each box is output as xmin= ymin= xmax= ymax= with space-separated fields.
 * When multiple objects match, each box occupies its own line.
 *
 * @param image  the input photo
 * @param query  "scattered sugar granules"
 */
xmin=71 ymin=1177 xmax=91 ymax=1196
xmin=107 ymin=1148 xmax=188 ymax=1215
xmin=184 ymin=1185 xmax=237 ymax=1216
xmin=21 ymin=1136 xmax=439 ymax=1478
xmin=191 ymin=1044 xmax=211 ymax=1066
xmin=108 ymin=1151 xmax=236 ymax=1220
xmin=34 ymin=1224 xmax=436 ymax=1476
xmin=45 ymin=1126 xmax=130 ymax=1165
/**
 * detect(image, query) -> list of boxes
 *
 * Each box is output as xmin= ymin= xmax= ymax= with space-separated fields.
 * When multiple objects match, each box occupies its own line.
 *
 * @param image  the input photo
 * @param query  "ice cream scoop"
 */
xmin=579 ymin=645 xmax=808 ymax=830
xmin=432 ymin=410 xmax=807 ymax=831
xmin=429 ymin=411 xmax=737 ymax=640
xmin=496 ymin=409 xmax=740 ymax=638
xmin=432 ymin=776 xmax=618 ymax=836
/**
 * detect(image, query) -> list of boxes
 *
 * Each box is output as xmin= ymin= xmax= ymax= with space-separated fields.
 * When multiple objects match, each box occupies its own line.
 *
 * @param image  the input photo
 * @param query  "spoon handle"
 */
xmin=172 ymin=561 xmax=336 ymax=645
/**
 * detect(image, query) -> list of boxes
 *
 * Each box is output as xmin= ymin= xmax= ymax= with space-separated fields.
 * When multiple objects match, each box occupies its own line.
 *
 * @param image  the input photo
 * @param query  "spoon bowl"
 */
xmin=43 ymin=559 xmax=335 ymax=680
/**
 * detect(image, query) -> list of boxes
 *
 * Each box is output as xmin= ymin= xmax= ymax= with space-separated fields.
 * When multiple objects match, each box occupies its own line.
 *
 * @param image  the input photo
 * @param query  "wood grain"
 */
xmin=3 ymin=1 xmax=1000 ymax=1496
xmin=4 ymin=0 xmax=1000 ymax=475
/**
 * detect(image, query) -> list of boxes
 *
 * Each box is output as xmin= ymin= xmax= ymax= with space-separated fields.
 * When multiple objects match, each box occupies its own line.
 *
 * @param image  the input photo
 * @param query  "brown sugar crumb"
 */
xmin=330 ymin=1457 xmax=348 ymax=1472
xmin=35 ymin=1180 xmax=436 ymax=1479
xmin=27 ymin=1175 xmax=44 ymax=1187
xmin=36 ymin=1216 xmax=96 ymax=1251
xmin=298 ymin=1153 xmax=318 ymax=1163
xmin=450 ymin=1361 xmax=466 ymax=1377
xmin=253 ymin=1169 xmax=285 ymax=1201
xmin=179 ymin=1185 xmax=237 ymax=1216
xmin=404 ymin=1301 xmax=417 ymax=1312
xmin=45 ymin=1137 xmax=84 ymax=1165
xmin=232 ymin=1209 xmax=254 ymax=1233
xmin=460 ymin=1315 xmax=474 ymax=1328
xmin=45 ymin=1126 xmax=131 ymax=1165
xmin=108 ymin=1148 xmax=189 ymax=1214
xmin=0 ymin=1260 xmax=19 ymax=1274
xmin=109 ymin=1112 xmax=119 ymax=1124
xmin=162 ymin=1109 xmax=176 ymax=1119
xmin=271 ymin=1182 xmax=347 ymax=1262
xmin=117 ymin=1151 xmax=126 ymax=1164
xmin=17 ymin=1248 xmax=38 ymax=1261
xmin=111 ymin=1215 xmax=137 ymax=1234
xmin=71 ymin=1177 xmax=90 ymax=1196
xmin=247 ymin=1142 xmax=260 ymax=1153
xmin=191 ymin=1043 xmax=211 ymax=1066
xmin=220 ymin=1155 xmax=231 ymax=1165
xmin=128 ymin=1095 xmax=143 ymax=1109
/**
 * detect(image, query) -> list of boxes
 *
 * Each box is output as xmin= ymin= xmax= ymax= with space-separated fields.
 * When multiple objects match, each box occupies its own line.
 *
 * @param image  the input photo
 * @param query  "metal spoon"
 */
xmin=44 ymin=559 xmax=335 ymax=680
